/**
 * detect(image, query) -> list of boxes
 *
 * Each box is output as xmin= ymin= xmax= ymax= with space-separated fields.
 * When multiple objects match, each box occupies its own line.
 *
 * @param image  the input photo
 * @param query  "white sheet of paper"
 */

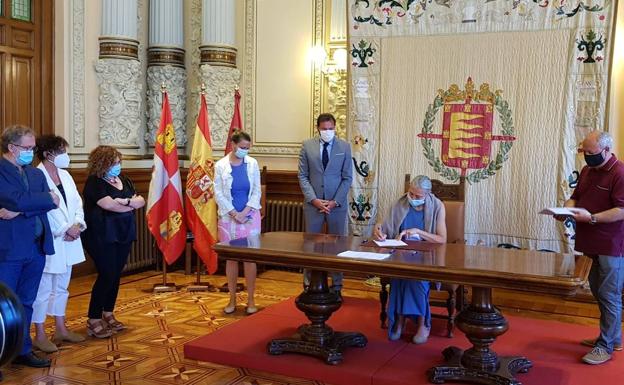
xmin=539 ymin=207 xmax=574 ymax=216
xmin=337 ymin=250 xmax=391 ymax=260
xmin=373 ymin=239 xmax=407 ymax=247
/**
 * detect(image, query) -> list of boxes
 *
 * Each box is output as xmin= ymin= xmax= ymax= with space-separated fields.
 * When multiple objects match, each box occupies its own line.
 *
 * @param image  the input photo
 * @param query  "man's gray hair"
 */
xmin=410 ymin=175 xmax=432 ymax=191
xmin=1 ymin=125 xmax=35 ymax=153
xmin=597 ymin=131 xmax=614 ymax=150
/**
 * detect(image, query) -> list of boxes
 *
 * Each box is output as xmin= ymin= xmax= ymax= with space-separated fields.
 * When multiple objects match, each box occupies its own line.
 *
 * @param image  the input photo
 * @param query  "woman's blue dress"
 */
xmin=387 ymin=207 xmax=431 ymax=337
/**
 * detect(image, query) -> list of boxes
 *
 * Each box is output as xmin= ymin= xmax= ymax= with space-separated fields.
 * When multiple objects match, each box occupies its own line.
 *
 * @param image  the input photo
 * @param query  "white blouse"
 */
xmin=214 ymin=155 xmax=262 ymax=217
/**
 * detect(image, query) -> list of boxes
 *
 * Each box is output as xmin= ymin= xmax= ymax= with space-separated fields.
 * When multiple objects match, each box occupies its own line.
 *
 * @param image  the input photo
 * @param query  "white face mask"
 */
xmin=52 ymin=153 xmax=71 ymax=169
xmin=319 ymin=130 xmax=335 ymax=143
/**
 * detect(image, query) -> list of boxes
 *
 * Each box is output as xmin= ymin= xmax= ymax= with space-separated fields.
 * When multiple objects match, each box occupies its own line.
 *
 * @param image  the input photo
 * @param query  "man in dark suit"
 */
xmin=298 ymin=113 xmax=353 ymax=295
xmin=0 ymin=125 xmax=59 ymax=368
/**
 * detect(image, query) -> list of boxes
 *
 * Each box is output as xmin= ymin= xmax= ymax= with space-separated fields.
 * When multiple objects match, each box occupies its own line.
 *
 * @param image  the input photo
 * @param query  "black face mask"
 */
xmin=584 ymin=150 xmax=606 ymax=167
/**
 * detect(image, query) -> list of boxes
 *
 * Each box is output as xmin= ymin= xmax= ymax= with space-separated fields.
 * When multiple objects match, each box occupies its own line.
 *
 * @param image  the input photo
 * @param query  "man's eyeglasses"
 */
xmin=11 ymin=143 xmax=37 ymax=152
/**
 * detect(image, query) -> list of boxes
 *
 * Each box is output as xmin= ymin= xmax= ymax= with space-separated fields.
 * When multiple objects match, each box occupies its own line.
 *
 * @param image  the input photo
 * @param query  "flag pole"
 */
xmin=153 ymin=82 xmax=178 ymax=294
xmin=188 ymin=83 xmax=217 ymax=292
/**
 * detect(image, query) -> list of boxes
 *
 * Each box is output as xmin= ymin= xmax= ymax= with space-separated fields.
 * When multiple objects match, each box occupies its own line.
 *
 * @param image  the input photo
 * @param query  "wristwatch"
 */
xmin=125 ymin=198 xmax=131 ymax=206
xmin=590 ymin=214 xmax=597 ymax=225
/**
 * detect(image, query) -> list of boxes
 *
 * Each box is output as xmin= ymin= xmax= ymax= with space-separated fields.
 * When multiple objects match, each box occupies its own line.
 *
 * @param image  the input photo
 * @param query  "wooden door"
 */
xmin=0 ymin=0 xmax=53 ymax=135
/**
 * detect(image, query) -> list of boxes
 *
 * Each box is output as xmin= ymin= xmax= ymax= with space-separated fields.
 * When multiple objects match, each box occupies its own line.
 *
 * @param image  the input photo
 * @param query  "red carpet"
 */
xmin=184 ymin=297 xmax=623 ymax=385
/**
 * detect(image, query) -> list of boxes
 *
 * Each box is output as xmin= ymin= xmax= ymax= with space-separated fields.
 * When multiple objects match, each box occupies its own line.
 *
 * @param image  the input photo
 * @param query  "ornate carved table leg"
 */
xmin=428 ymin=286 xmax=533 ymax=385
xmin=267 ymin=270 xmax=367 ymax=365
xmin=380 ymin=277 xmax=390 ymax=329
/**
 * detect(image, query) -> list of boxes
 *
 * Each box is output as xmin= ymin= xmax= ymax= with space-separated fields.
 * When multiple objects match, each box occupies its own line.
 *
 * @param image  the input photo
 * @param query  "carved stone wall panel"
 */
xmin=71 ymin=0 xmax=86 ymax=148
xmin=95 ymin=59 xmax=144 ymax=149
xmin=137 ymin=0 xmax=148 ymax=153
xmin=146 ymin=66 xmax=188 ymax=146
xmin=186 ymin=0 xmax=203 ymax=143
xmin=327 ymin=71 xmax=347 ymax=140
xmin=199 ymin=64 xmax=240 ymax=149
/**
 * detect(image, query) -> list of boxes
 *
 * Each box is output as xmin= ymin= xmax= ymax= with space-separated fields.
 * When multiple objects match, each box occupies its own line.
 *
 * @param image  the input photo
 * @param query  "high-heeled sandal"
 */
xmin=102 ymin=313 xmax=126 ymax=332
xmin=86 ymin=320 xmax=113 ymax=339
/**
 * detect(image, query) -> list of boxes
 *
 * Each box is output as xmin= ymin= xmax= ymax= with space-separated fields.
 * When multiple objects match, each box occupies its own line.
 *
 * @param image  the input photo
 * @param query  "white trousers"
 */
xmin=31 ymin=266 xmax=73 ymax=324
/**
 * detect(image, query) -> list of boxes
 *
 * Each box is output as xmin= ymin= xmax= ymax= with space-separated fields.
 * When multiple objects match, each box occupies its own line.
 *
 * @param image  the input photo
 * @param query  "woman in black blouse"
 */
xmin=82 ymin=146 xmax=145 ymax=338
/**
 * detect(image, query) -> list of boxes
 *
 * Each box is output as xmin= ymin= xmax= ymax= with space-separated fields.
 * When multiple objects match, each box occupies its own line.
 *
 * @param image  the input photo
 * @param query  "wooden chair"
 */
xmin=379 ymin=174 xmax=466 ymax=337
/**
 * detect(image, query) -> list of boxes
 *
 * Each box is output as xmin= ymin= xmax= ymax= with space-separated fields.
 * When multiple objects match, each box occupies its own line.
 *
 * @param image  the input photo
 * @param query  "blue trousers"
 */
xmin=589 ymin=255 xmax=624 ymax=354
xmin=302 ymin=208 xmax=348 ymax=290
xmin=0 ymin=244 xmax=45 ymax=355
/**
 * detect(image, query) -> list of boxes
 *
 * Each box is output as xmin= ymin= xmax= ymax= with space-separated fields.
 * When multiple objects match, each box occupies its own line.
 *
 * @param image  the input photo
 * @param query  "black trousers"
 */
xmin=87 ymin=241 xmax=132 ymax=319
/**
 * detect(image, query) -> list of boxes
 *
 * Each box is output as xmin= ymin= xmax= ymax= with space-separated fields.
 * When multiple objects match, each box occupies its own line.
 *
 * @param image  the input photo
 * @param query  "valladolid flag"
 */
xmin=146 ymin=91 xmax=187 ymax=265
xmin=224 ymin=88 xmax=243 ymax=155
xmin=185 ymin=93 xmax=219 ymax=274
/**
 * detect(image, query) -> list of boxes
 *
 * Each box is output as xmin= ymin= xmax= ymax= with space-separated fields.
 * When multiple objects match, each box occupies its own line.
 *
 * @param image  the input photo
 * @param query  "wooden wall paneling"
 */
xmin=39 ymin=0 xmax=53 ymax=135
xmin=11 ymin=55 xmax=32 ymax=126
xmin=0 ymin=52 xmax=4 ymax=128
xmin=0 ymin=0 xmax=53 ymax=135
xmin=264 ymin=170 xmax=304 ymax=201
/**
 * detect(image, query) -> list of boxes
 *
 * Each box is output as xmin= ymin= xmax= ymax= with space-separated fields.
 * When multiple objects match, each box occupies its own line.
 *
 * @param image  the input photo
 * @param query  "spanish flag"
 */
xmin=185 ymin=93 xmax=219 ymax=273
xmin=224 ymin=88 xmax=243 ymax=155
xmin=146 ymin=92 xmax=187 ymax=265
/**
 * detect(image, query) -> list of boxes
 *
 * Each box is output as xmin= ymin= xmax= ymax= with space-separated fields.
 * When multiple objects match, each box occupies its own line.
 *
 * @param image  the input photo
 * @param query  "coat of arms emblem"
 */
xmin=418 ymin=77 xmax=516 ymax=183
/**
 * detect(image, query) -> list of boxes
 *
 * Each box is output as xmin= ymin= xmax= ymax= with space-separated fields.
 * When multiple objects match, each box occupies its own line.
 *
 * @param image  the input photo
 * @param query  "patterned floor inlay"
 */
xmin=0 ymin=270 xmax=599 ymax=384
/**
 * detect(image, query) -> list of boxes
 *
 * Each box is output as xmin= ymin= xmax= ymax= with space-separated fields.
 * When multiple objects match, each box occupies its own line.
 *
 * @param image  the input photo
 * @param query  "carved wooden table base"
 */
xmin=428 ymin=287 xmax=533 ymax=384
xmin=266 ymin=270 xmax=368 ymax=365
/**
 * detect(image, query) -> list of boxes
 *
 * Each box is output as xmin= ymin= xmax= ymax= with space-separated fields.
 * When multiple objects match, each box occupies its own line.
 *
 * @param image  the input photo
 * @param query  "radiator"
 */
xmin=124 ymin=206 xmax=157 ymax=272
xmin=263 ymin=199 xmax=305 ymax=233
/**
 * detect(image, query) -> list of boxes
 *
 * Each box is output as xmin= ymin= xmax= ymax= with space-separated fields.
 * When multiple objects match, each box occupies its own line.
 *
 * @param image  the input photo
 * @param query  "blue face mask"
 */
xmin=16 ymin=149 xmax=34 ymax=166
xmin=409 ymin=198 xmax=425 ymax=207
xmin=235 ymin=148 xmax=249 ymax=159
xmin=107 ymin=164 xmax=121 ymax=178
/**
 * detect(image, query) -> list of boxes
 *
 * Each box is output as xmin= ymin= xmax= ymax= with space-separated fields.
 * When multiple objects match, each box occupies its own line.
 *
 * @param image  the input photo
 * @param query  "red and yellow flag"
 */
xmin=224 ymin=89 xmax=243 ymax=155
xmin=146 ymin=92 xmax=187 ymax=265
xmin=185 ymin=93 xmax=219 ymax=273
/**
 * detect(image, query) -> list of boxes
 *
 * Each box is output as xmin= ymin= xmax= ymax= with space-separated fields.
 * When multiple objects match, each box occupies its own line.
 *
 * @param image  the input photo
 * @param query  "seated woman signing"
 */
xmin=373 ymin=175 xmax=447 ymax=344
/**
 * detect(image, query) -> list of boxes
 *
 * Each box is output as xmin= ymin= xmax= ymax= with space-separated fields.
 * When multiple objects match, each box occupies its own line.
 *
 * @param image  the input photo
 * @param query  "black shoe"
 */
xmin=13 ymin=352 xmax=51 ymax=368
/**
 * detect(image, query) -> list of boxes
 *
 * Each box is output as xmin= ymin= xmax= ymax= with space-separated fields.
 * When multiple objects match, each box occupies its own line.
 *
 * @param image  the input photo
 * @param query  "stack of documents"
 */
xmin=539 ymin=207 xmax=574 ymax=216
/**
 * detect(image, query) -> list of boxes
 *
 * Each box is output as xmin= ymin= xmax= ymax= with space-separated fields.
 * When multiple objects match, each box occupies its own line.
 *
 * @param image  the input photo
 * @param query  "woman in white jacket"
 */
xmin=214 ymin=131 xmax=262 ymax=315
xmin=32 ymin=135 xmax=86 ymax=352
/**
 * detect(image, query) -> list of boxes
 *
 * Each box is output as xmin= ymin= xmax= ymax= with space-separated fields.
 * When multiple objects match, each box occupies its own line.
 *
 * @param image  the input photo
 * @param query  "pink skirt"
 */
xmin=217 ymin=209 xmax=261 ymax=242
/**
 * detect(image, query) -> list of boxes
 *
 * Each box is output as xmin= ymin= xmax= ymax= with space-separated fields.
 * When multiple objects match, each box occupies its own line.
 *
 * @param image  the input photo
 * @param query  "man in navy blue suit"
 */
xmin=0 ymin=125 xmax=59 ymax=368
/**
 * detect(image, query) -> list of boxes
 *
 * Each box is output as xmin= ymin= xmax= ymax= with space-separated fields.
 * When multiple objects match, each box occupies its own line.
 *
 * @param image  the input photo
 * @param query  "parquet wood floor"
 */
xmin=1 ymin=269 xmax=603 ymax=384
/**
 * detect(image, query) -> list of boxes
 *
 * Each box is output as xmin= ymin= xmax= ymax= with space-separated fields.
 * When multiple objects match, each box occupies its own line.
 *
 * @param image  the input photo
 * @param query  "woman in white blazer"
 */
xmin=214 ymin=131 xmax=262 ymax=315
xmin=32 ymin=135 xmax=86 ymax=352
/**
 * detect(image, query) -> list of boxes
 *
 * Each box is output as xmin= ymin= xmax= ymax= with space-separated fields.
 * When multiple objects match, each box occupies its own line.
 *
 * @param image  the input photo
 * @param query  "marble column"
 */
xmin=199 ymin=0 xmax=240 ymax=150
xmin=146 ymin=0 xmax=187 ymax=149
xmin=96 ymin=0 xmax=145 ymax=154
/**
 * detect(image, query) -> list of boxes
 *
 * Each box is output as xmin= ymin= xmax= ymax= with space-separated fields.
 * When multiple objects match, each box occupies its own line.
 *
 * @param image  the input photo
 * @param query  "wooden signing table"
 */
xmin=213 ymin=232 xmax=591 ymax=385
